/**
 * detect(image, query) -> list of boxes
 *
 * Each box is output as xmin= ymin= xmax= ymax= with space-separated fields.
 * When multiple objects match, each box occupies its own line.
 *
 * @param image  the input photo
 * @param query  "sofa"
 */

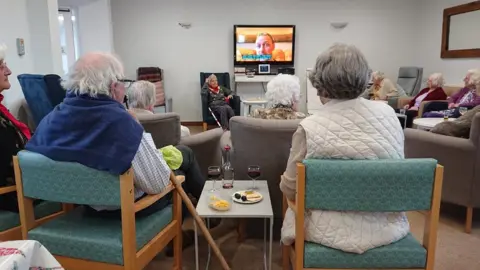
xmin=223 ymin=116 xmax=301 ymax=238
xmin=404 ymin=113 xmax=480 ymax=233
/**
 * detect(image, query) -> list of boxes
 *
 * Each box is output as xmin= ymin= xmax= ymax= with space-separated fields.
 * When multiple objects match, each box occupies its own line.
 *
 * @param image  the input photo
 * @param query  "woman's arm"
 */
xmin=222 ymin=86 xmax=233 ymax=96
xmin=280 ymin=126 xmax=307 ymax=201
xmin=460 ymin=93 xmax=480 ymax=108
xmin=448 ymin=88 xmax=465 ymax=104
xmin=384 ymin=79 xmax=399 ymax=97
xmin=408 ymin=88 xmax=426 ymax=108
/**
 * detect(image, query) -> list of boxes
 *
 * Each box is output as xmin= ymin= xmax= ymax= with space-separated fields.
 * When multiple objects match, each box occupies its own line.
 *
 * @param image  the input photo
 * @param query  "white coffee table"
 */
xmin=194 ymin=180 xmax=273 ymax=270
xmin=241 ymin=99 xmax=268 ymax=116
xmin=413 ymin=117 xmax=456 ymax=130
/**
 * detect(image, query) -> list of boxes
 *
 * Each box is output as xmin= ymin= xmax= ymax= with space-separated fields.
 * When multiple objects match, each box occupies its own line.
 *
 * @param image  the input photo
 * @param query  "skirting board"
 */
xmin=181 ymin=121 xmax=203 ymax=126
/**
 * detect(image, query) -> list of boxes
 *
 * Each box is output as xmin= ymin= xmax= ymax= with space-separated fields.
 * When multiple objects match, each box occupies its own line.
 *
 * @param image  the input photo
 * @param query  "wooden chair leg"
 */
xmin=173 ymin=190 xmax=182 ymax=269
xmin=202 ymin=122 xmax=208 ymax=131
xmin=465 ymin=206 xmax=473 ymax=234
xmin=282 ymin=244 xmax=290 ymax=270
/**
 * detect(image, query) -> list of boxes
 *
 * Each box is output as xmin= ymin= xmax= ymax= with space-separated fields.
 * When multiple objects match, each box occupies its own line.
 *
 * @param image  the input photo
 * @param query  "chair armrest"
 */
xmin=405 ymin=129 xmax=476 ymax=157
xmin=418 ymin=100 xmax=448 ymax=117
xmin=0 ymin=186 xmax=16 ymax=195
xmin=397 ymin=97 xmax=413 ymax=108
xmin=134 ymin=175 xmax=185 ymax=213
xmin=179 ymin=128 xmax=224 ymax=173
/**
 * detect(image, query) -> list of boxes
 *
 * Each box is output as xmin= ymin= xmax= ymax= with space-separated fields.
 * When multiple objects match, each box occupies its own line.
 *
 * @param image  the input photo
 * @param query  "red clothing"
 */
xmin=408 ymin=87 xmax=447 ymax=108
xmin=0 ymin=94 xmax=31 ymax=139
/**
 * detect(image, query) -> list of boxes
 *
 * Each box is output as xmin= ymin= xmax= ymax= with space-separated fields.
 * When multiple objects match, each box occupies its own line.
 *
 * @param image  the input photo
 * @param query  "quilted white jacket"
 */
xmin=281 ymin=98 xmax=410 ymax=254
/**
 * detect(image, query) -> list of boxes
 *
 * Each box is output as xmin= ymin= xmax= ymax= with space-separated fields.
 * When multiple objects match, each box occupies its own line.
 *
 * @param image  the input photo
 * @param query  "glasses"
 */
xmin=118 ymin=78 xmax=135 ymax=89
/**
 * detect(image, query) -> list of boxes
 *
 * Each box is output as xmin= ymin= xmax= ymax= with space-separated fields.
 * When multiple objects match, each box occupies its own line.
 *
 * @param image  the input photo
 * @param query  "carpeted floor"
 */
xmin=147 ymin=208 xmax=480 ymax=270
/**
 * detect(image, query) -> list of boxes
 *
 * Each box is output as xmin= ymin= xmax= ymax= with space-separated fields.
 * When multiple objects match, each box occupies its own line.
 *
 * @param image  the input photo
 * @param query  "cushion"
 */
xmin=304 ymin=234 xmax=426 ymax=268
xmin=29 ymin=205 xmax=173 ymax=265
xmin=0 ymin=201 xmax=63 ymax=231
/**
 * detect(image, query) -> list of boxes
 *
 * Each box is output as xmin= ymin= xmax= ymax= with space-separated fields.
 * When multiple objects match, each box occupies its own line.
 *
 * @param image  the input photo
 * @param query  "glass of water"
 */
xmin=399 ymin=109 xmax=406 ymax=115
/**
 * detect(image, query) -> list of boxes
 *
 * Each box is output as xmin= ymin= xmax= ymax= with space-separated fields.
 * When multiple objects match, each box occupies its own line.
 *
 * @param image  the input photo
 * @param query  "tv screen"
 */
xmin=234 ymin=25 xmax=295 ymax=65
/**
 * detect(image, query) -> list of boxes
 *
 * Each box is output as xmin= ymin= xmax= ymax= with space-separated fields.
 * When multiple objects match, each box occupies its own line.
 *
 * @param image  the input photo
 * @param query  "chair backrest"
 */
xmin=43 ymin=74 xmax=66 ymax=107
xmin=138 ymin=112 xmax=181 ymax=148
xmin=17 ymin=74 xmax=54 ymax=126
xmin=397 ymin=67 xmax=423 ymax=96
xmin=301 ymin=159 xmax=438 ymax=211
xmin=137 ymin=67 xmax=165 ymax=107
xmin=16 ymin=151 xmax=124 ymax=207
xmin=230 ymin=116 xmax=301 ymax=216
xmin=200 ymin=72 xmax=231 ymax=89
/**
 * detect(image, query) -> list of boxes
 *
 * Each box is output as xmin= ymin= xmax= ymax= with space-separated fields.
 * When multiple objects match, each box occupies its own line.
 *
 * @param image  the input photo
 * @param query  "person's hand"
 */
xmin=404 ymin=104 xmax=410 ymax=110
xmin=453 ymin=103 xmax=459 ymax=108
xmin=226 ymin=95 xmax=233 ymax=100
xmin=410 ymin=106 xmax=419 ymax=111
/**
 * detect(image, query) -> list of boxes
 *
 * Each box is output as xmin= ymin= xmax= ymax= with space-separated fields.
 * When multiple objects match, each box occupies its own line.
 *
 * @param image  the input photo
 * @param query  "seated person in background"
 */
xmin=431 ymin=105 xmax=480 ymax=138
xmin=281 ymin=43 xmax=408 ymax=254
xmin=202 ymin=74 xmax=234 ymax=130
xmin=424 ymin=69 xmax=480 ymax=118
xmin=251 ymin=74 xmax=305 ymax=119
xmin=128 ymin=80 xmax=190 ymax=137
xmin=0 ymin=44 xmax=33 ymax=212
xmin=397 ymin=73 xmax=447 ymax=128
xmin=363 ymin=71 xmax=398 ymax=100
xmin=25 ymin=52 xmax=205 ymax=254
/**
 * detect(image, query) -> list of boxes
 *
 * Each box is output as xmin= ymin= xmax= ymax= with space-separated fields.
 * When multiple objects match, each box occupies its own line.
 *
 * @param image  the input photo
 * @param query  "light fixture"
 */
xmin=58 ymin=14 xmax=64 ymax=22
xmin=71 ymin=16 xmax=76 ymax=22
xmin=330 ymin=22 xmax=348 ymax=29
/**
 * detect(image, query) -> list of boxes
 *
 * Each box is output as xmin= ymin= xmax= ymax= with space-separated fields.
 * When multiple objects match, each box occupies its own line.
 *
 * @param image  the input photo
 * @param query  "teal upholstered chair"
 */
xmin=0 ymin=185 xmax=63 ymax=241
xmin=282 ymin=159 xmax=443 ymax=270
xmin=14 ymin=151 xmax=184 ymax=270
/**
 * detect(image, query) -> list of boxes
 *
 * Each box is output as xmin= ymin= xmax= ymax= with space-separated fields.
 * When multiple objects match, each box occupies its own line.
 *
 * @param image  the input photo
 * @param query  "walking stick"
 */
xmin=169 ymin=173 xmax=231 ymax=270
xmin=208 ymin=107 xmax=223 ymax=129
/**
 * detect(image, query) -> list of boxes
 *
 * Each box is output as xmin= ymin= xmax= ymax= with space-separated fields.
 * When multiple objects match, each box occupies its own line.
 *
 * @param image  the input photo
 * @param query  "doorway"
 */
xmin=58 ymin=8 xmax=78 ymax=75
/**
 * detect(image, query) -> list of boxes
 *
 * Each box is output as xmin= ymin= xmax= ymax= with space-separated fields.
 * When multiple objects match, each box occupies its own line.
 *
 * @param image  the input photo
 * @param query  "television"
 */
xmin=234 ymin=25 xmax=296 ymax=66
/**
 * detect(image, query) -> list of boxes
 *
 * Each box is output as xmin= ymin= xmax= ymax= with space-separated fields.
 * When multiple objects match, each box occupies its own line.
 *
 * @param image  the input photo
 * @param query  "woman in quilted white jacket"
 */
xmin=280 ymin=43 xmax=409 ymax=254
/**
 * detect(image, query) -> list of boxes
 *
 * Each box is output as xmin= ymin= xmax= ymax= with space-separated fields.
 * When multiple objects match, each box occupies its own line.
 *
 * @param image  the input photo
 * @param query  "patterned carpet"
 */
xmin=147 ymin=209 xmax=480 ymax=270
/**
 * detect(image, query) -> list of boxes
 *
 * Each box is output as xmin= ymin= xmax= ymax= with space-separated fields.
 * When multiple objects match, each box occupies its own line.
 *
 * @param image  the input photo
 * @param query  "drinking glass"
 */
xmin=207 ymin=166 xmax=221 ymax=192
xmin=459 ymin=107 xmax=468 ymax=116
xmin=247 ymin=165 xmax=261 ymax=189
xmin=399 ymin=109 xmax=406 ymax=115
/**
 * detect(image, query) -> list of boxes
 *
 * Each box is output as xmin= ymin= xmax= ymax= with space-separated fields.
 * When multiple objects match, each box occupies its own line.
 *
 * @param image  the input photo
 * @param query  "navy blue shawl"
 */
xmin=26 ymin=92 xmax=143 ymax=175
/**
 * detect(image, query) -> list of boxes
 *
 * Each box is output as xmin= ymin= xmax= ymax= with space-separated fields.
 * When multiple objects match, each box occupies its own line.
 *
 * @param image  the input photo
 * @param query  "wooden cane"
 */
xmin=170 ymin=173 xmax=231 ymax=270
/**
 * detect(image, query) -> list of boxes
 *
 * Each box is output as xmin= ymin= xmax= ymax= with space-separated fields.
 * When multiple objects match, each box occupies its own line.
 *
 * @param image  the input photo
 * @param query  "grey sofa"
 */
xmin=404 ymin=113 xmax=480 ymax=233
xmin=225 ymin=116 xmax=301 ymax=238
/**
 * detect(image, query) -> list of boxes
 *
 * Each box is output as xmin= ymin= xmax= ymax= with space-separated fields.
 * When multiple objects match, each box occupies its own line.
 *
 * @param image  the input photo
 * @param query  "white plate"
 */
xmin=232 ymin=190 xmax=263 ymax=204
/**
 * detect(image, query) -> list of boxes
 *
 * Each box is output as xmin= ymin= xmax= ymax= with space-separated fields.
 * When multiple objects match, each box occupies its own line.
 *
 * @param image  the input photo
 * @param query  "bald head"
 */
xmin=62 ymin=52 xmax=125 ymax=97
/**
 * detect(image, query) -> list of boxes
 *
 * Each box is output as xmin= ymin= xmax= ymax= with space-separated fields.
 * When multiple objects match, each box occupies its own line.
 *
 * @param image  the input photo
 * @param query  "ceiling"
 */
xmin=58 ymin=0 xmax=99 ymax=8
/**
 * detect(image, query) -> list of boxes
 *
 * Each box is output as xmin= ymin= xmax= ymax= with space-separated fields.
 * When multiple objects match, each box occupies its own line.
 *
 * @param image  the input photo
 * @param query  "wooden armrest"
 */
xmin=397 ymin=97 xmax=413 ymax=108
xmin=0 ymin=186 xmax=16 ymax=195
xmin=134 ymin=175 xmax=185 ymax=213
xmin=287 ymin=198 xmax=297 ymax=214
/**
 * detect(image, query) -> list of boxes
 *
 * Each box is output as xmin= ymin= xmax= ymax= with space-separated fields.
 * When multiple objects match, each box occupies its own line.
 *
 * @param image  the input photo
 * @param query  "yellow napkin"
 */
xmin=159 ymin=145 xmax=183 ymax=170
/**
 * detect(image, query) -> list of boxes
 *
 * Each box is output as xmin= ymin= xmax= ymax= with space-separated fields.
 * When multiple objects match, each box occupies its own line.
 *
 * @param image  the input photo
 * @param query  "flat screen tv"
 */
xmin=234 ymin=25 xmax=295 ymax=66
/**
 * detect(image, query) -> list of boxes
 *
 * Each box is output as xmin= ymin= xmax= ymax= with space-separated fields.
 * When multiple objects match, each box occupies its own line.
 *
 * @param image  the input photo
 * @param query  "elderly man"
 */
xmin=127 ymin=80 xmax=190 ymax=137
xmin=26 ymin=52 xmax=204 ymax=254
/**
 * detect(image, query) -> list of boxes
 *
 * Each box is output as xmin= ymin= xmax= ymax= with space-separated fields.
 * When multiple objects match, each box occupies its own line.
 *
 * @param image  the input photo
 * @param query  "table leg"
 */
xmin=263 ymin=218 xmax=267 ymax=270
xmin=248 ymin=105 xmax=252 ymax=116
xmin=269 ymin=217 xmax=273 ymax=270
xmin=194 ymin=220 xmax=199 ymax=270
xmin=206 ymin=218 xmax=211 ymax=270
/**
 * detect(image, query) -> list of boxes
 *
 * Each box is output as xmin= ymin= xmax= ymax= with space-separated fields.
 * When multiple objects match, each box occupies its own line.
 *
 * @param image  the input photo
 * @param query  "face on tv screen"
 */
xmin=235 ymin=27 xmax=294 ymax=63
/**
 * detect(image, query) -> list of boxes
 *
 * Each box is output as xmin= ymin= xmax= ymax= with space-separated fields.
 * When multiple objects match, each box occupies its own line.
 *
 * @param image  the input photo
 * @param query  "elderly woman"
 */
xmin=365 ymin=71 xmax=398 ymax=100
xmin=424 ymin=69 xmax=480 ymax=118
xmin=202 ymin=74 xmax=234 ymax=130
xmin=398 ymin=73 xmax=447 ymax=128
xmin=128 ymin=80 xmax=190 ymax=137
xmin=280 ymin=44 xmax=408 ymax=254
xmin=0 ymin=45 xmax=32 ymax=212
xmin=251 ymin=74 xmax=304 ymax=119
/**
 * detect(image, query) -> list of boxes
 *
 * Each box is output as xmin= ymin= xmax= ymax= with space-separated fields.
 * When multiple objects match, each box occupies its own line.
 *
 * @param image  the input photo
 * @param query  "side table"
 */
xmin=194 ymin=180 xmax=274 ymax=270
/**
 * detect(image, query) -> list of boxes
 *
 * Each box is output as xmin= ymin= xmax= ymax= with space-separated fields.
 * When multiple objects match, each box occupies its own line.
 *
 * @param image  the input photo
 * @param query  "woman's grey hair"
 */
xmin=0 ymin=44 xmax=7 ymax=63
xmin=62 ymin=52 xmax=124 ymax=97
xmin=206 ymin=74 xmax=217 ymax=85
xmin=428 ymin=73 xmax=445 ymax=88
xmin=309 ymin=44 xmax=370 ymax=99
xmin=127 ymin=80 xmax=156 ymax=109
xmin=469 ymin=69 xmax=480 ymax=89
xmin=266 ymin=74 xmax=300 ymax=106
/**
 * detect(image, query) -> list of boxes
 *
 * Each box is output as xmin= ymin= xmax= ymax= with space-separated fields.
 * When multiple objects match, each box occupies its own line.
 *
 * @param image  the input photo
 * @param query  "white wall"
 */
xmin=0 ymin=0 xmax=34 ymax=108
xmin=111 ymin=0 xmax=423 ymax=121
xmin=419 ymin=0 xmax=480 ymax=85
xmin=77 ymin=0 xmax=114 ymax=55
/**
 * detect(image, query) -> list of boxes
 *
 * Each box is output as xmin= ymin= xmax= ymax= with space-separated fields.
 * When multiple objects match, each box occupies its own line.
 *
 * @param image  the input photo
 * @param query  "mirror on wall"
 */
xmin=441 ymin=1 xmax=480 ymax=58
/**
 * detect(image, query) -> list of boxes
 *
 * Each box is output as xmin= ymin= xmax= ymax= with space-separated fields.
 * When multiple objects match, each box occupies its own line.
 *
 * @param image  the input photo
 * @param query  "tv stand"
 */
xmin=234 ymin=74 xmax=276 ymax=83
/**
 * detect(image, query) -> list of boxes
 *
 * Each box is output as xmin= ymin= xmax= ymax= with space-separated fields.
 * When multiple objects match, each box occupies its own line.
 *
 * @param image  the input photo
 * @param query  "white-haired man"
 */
xmin=127 ymin=80 xmax=190 ymax=137
xmin=26 ymin=52 xmax=203 ymax=254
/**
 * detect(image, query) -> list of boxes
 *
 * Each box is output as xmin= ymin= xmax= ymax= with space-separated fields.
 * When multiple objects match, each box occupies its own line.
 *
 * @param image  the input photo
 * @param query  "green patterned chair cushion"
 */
xmin=28 ymin=205 xmax=173 ymax=265
xmin=304 ymin=234 xmax=426 ymax=268
xmin=18 ymin=151 xmax=121 ymax=206
xmin=0 ymin=201 xmax=62 ymax=231
xmin=303 ymin=159 xmax=437 ymax=211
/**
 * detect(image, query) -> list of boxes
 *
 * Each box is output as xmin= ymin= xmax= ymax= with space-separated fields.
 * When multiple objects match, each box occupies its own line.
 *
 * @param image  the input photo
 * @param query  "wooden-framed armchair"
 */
xmin=200 ymin=72 xmax=241 ymax=131
xmin=282 ymin=159 xmax=443 ymax=270
xmin=14 ymin=150 xmax=183 ymax=270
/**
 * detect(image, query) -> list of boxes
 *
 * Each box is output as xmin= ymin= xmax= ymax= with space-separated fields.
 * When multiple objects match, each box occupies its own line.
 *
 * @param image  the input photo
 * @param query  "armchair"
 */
xmin=391 ymin=67 xmax=423 ymax=109
xmin=405 ymin=113 xmax=480 ymax=233
xmin=200 ymin=72 xmax=241 ymax=131
xmin=137 ymin=67 xmax=172 ymax=113
xmin=283 ymin=159 xmax=443 ymax=270
xmin=14 ymin=150 xmax=183 ymax=270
